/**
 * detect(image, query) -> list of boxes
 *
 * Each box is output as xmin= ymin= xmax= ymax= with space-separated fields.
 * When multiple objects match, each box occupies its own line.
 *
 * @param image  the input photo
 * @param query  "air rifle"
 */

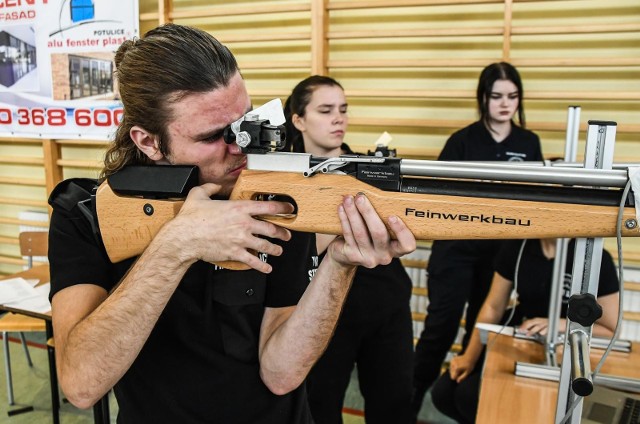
xmin=95 ymin=114 xmax=639 ymax=267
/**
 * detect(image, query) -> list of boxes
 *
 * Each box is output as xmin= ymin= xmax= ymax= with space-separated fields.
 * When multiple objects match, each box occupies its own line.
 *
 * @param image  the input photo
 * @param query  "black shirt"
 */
xmin=48 ymin=178 xmax=318 ymax=424
xmin=428 ymin=120 xmax=544 ymax=279
xmin=439 ymin=120 xmax=543 ymax=162
xmin=494 ymin=239 xmax=619 ymax=324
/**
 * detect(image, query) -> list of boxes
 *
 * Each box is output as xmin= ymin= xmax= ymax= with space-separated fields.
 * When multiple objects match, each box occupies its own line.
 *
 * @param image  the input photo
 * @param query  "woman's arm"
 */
xmin=592 ymin=292 xmax=619 ymax=337
xmin=449 ymin=272 xmax=513 ymax=383
xmin=519 ymin=292 xmax=619 ymax=339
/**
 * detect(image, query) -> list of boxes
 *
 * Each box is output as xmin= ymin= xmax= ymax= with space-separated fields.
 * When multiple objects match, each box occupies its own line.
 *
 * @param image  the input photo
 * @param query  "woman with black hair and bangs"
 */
xmin=412 ymin=62 xmax=544 ymax=420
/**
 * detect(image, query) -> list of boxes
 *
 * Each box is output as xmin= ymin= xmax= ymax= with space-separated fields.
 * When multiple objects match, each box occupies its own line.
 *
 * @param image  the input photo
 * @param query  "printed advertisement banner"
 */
xmin=0 ymin=0 xmax=139 ymax=140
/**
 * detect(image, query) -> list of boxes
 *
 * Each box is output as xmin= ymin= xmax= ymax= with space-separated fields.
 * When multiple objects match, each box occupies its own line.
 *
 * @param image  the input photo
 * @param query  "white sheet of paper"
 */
xmin=0 ymin=278 xmax=51 ymax=314
xmin=25 ymin=279 xmax=40 ymax=287
xmin=0 ymin=277 xmax=40 ymax=304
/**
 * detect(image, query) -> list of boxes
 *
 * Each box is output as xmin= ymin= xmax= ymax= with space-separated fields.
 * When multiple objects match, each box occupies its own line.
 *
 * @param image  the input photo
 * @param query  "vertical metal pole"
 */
xmin=546 ymin=106 xmax=581 ymax=366
xmin=564 ymin=106 xmax=581 ymax=162
xmin=555 ymin=121 xmax=617 ymax=424
xmin=46 ymin=321 xmax=60 ymax=424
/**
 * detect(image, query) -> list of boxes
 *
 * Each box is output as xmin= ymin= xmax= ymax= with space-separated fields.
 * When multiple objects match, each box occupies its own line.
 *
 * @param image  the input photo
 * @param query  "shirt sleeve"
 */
xmin=438 ymin=131 xmax=465 ymax=161
xmin=531 ymin=132 xmax=544 ymax=161
xmin=597 ymin=248 xmax=620 ymax=297
xmin=493 ymin=239 xmax=526 ymax=282
xmin=48 ymin=195 xmax=120 ymax=300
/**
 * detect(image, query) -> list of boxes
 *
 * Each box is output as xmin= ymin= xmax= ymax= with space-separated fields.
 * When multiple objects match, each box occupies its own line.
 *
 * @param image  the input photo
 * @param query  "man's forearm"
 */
xmin=56 ymin=228 xmax=194 ymax=408
xmin=258 ymin=257 xmax=357 ymax=395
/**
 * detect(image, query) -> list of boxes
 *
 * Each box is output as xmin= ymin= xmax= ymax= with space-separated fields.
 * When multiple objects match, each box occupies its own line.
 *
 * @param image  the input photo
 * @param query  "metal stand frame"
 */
xmin=545 ymin=106 xmax=581 ymax=367
xmin=510 ymin=117 xmax=638 ymax=423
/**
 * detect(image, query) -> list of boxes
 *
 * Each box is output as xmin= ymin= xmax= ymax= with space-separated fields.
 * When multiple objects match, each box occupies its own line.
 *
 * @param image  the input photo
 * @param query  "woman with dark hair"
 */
xmin=285 ymin=75 xmax=415 ymax=424
xmin=412 ymin=62 xmax=544 ymax=419
xmin=476 ymin=61 xmax=527 ymax=132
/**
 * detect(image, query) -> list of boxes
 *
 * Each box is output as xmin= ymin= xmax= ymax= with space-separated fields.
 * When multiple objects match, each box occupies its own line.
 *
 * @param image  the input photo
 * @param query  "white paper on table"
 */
xmin=0 ymin=277 xmax=40 ymax=304
xmin=25 ymin=279 xmax=40 ymax=287
xmin=34 ymin=282 xmax=50 ymax=298
xmin=0 ymin=278 xmax=51 ymax=314
xmin=5 ymin=295 xmax=51 ymax=314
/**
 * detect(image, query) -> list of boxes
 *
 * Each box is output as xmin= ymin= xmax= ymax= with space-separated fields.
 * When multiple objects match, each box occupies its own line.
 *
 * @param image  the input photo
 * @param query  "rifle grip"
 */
xmin=97 ymin=181 xmax=251 ymax=270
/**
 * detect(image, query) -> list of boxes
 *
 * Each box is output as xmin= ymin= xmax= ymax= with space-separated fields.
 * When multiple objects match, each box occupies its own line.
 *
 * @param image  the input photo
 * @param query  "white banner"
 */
xmin=0 ymin=0 xmax=139 ymax=140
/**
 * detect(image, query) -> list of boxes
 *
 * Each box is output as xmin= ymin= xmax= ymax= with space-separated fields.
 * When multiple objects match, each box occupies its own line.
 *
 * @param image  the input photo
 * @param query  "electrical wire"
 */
xmin=484 ymin=239 xmax=527 ymax=354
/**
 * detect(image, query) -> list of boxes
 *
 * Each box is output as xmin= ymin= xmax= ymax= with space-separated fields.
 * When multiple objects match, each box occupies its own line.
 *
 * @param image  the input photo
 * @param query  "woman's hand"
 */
xmin=448 ymin=354 xmax=477 ymax=383
xmin=519 ymin=317 xmax=549 ymax=336
xmin=519 ymin=317 xmax=567 ymax=337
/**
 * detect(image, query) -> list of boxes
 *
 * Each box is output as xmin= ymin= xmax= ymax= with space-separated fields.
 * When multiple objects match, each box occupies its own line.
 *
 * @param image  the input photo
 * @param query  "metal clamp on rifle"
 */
xmin=222 ymin=99 xmax=286 ymax=154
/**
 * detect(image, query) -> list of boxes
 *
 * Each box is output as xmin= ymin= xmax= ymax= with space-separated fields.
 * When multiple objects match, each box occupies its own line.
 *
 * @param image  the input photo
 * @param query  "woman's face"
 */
xmin=293 ymin=85 xmax=348 ymax=156
xmin=487 ymin=79 xmax=520 ymax=125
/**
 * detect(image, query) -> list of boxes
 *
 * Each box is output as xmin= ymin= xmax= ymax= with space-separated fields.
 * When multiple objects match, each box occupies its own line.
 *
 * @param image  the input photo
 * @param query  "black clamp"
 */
xmin=567 ymin=293 xmax=602 ymax=327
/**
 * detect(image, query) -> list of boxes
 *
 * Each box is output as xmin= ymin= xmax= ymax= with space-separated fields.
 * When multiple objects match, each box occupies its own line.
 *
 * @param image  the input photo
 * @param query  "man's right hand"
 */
xmin=165 ymin=183 xmax=294 ymax=273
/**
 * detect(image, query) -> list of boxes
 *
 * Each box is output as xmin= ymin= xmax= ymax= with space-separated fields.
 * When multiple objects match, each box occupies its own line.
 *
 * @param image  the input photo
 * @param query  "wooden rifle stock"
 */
xmin=96 ymin=169 xmax=639 ymax=268
xmin=231 ymin=170 xmax=639 ymax=240
xmin=95 ymin=181 xmax=249 ymax=270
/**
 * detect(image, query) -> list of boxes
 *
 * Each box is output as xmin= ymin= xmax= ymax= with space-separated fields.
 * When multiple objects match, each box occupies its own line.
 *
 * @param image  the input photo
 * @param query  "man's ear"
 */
xmin=292 ymin=114 xmax=306 ymax=132
xmin=130 ymin=126 xmax=164 ymax=161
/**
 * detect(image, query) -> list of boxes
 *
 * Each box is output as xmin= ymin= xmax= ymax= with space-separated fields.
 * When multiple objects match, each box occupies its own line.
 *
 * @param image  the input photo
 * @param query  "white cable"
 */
xmin=485 ymin=239 xmax=527 ymax=353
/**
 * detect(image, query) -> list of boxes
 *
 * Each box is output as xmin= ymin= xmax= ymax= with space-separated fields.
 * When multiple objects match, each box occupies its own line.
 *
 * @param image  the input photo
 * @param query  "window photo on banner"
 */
xmin=0 ymin=0 xmax=139 ymax=140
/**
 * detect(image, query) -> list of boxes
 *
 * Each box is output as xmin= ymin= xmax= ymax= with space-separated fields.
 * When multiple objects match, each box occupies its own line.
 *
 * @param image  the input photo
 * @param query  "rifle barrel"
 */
xmin=400 ymin=160 xmax=631 ymax=188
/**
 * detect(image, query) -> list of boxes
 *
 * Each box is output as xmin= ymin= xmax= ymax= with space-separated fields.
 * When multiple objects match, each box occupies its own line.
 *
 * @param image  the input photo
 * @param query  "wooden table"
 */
xmin=0 ymin=265 xmax=110 ymax=424
xmin=0 ymin=265 xmax=51 ymax=321
xmin=0 ymin=265 xmax=58 ymax=423
xmin=476 ymin=333 xmax=640 ymax=423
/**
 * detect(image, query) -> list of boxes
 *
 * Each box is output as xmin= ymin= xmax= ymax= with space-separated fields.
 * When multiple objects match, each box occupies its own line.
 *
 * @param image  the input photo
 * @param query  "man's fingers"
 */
xmin=353 ymin=194 xmax=388 ymax=246
xmin=250 ymin=219 xmax=291 ymax=242
xmin=387 ymin=215 xmax=416 ymax=255
xmin=337 ymin=203 xmax=356 ymax=247
xmin=234 ymin=250 xmax=272 ymax=274
xmin=343 ymin=195 xmax=372 ymax=247
xmin=197 ymin=182 xmax=223 ymax=197
xmin=245 ymin=199 xmax=295 ymax=216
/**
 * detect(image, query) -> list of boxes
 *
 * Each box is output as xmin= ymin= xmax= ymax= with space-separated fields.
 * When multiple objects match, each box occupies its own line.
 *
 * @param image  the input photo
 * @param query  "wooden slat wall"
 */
xmin=1 ymin=0 xmax=639 ymax=285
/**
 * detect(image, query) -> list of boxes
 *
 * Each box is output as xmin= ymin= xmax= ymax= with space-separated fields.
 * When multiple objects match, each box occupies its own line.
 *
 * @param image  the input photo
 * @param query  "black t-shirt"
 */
xmin=48 ymin=178 xmax=318 ymax=424
xmin=438 ymin=120 xmax=544 ymax=162
xmin=428 ymin=120 xmax=544 ymax=275
xmin=427 ymin=121 xmax=545 ymax=351
xmin=493 ymin=239 xmax=619 ymax=324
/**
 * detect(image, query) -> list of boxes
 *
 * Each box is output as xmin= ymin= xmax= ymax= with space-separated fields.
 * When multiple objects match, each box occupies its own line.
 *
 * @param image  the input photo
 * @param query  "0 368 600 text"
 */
xmin=0 ymin=107 xmax=123 ymax=127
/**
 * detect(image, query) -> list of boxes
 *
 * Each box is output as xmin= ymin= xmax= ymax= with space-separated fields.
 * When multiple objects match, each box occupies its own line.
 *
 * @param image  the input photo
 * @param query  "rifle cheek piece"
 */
xmin=108 ymin=165 xmax=199 ymax=198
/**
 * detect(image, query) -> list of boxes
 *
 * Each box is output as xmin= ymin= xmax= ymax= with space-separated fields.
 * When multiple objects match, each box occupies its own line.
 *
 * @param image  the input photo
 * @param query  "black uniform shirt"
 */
xmin=48 ymin=178 xmax=317 ymax=424
xmin=428 ymin=120 xmax=544 ymax=276
xmin=494 ymin=239 xmax=619 ymax=324
xmin=439 ymin=120 xmax=544 ymax=162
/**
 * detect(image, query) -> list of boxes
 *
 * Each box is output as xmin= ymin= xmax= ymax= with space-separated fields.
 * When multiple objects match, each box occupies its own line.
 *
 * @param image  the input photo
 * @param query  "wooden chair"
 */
xmin=0 ymin=231 xmax=48 ymax=408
